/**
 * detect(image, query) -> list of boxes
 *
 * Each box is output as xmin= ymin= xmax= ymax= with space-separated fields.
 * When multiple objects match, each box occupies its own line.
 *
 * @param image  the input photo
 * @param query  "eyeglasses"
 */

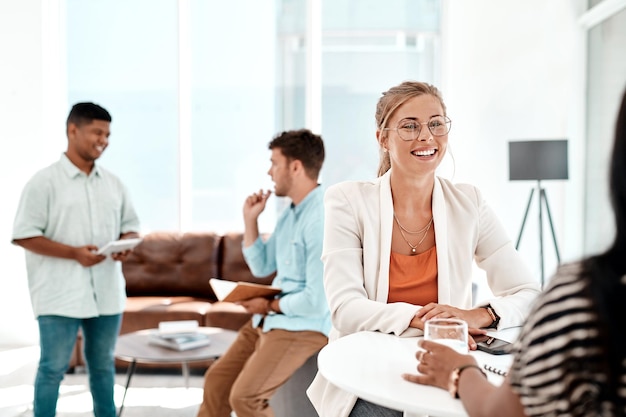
xmin=382 ymin=116 xmax=452 ymax=141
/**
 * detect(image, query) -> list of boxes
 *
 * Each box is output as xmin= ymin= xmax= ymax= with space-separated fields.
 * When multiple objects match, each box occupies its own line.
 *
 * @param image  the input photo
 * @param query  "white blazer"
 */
xmin=307 ymin=171 xmax=540 ymax=417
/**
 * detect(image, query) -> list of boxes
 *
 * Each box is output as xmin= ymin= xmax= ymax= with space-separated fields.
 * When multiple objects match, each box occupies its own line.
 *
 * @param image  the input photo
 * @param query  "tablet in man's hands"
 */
xmin=96 ymin=238 xmax=143 ymax=256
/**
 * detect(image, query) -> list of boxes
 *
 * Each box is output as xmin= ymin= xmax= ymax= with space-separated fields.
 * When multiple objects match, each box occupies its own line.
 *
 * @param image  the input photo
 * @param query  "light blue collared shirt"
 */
xmin=242 ymin=186 xmax=331 ymax=336
xmin=12 ymin=154 xmax=140 ymax=318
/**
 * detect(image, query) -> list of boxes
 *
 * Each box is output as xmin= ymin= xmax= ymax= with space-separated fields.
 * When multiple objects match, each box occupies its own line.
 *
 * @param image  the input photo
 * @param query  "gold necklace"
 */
xmin=394 ymin=215 xmax=433 ymax=255
xmin=393 ymin=213 xmax=432 ymax=234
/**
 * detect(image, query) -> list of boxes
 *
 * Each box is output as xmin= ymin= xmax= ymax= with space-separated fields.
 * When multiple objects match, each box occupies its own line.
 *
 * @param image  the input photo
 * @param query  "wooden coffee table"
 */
xmin=114 ymin=327 xmax=238 ymax=417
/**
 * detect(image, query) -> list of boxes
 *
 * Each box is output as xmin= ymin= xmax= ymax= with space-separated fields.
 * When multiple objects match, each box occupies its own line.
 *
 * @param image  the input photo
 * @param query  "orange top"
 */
xmin=387 ymin=246 xmax=438 ymax=305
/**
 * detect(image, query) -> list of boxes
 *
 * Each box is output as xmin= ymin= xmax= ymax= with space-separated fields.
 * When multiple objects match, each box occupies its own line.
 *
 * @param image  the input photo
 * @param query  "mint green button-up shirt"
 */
xmin=12 ymin=154 xmax=140 ymax=318
xmin=243 ymin=186 xmax=331 ymax=336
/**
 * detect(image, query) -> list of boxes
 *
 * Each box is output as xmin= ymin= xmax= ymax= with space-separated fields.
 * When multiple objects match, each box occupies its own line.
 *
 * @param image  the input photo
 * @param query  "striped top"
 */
xmin=509 ymin=263 xmax=626 ymax=416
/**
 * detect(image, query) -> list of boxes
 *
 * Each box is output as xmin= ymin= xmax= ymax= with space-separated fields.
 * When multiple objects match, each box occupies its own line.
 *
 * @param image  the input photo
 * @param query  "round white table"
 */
xmin=317 ymin=330 xmax=516 ymax=417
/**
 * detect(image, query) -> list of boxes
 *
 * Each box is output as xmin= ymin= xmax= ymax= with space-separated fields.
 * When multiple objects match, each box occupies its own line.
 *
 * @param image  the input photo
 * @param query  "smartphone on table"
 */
xmin=474 ymin=334 xmax=513 ymax=355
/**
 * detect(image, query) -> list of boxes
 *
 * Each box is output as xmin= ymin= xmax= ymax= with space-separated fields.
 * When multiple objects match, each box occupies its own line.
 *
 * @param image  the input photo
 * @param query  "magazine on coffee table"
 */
xmin=209 ymin=278 xmax=281 ymax=303
xmin=148 ymin=330 xmax=211 ymax=351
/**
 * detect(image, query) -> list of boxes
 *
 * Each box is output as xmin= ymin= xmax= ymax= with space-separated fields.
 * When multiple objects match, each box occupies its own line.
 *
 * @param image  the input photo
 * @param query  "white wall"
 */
xmin=1 ymin=0 xmax=43 ymax=346
xmin=441 ymin=0 xmax=586 ymax=290
xmin=1 ymin=0 xmax=66 ymax=346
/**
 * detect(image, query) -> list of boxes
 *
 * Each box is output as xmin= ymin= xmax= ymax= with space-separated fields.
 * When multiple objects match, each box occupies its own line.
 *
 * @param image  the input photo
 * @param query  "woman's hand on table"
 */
xmin=402 ymin=339 xmax=478 ymax=390
xmin=409 ymin=314 xmax=426 ymax=330
xmin=416 ymin=303 xmax=494 ymax=329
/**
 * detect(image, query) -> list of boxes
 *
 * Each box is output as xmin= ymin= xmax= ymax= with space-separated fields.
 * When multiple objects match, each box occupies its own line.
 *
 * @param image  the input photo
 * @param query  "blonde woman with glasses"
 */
xmin=404 ymin=88 xmax=626 ymax=416
xmin=307 ymin=81 xmax=541 ymax=417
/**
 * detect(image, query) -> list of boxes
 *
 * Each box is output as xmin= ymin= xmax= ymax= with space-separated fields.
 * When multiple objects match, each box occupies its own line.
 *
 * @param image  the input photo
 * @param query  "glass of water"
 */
xmin=423 ymin=318 xmax=468 ymax=354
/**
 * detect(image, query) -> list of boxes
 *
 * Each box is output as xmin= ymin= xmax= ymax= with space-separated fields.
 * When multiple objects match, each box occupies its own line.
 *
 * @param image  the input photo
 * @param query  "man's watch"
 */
xmin=448 ymin=364 xmax=486 ymax=398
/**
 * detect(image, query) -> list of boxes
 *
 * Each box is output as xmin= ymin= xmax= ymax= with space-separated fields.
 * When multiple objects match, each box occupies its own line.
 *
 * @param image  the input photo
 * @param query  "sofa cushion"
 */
xmin=123 ymin=232 xmax=221 ymax=299
xmin=220 ymin=232 xmax=275 ymax=285
xmin=121 ymin=296 xmax=213 ymax=334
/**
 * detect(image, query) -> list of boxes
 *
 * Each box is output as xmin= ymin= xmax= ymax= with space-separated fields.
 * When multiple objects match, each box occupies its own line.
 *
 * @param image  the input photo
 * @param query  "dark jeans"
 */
xmin=35 ymin=314 xmax=122 ymax=417
xmin=349 ymin=398 xmax=403 ymax=417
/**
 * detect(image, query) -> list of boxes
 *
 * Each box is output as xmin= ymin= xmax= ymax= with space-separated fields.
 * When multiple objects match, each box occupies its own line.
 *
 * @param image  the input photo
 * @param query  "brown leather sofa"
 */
xmin=70 ymin=231 xmax=274 ymax=369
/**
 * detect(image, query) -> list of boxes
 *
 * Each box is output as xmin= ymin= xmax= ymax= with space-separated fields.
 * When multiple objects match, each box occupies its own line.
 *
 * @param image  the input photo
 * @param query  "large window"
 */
xmin=278 ymin=0 xmax=441 ymax=184
xmin=189 ymin=0 xmax=277 ymax=233
xmin=66 ymin=0 xmax=441 ymax=233
xmin=66 ymin=0 xmax=180 ymax=231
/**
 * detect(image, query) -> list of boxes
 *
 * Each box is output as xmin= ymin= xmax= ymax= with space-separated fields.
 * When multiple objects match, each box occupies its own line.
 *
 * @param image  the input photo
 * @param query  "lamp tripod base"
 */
xmin=515 ymin=180 xmax=561 ymax=288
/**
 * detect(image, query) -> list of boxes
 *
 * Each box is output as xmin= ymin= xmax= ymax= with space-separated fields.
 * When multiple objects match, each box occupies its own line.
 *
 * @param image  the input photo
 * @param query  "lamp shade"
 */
xmin=509 ymin=139 xmax=568 ymax=181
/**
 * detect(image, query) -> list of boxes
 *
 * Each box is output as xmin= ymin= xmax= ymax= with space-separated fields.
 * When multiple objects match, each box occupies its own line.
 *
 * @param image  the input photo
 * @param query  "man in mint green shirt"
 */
xmin=12 ymin=102 xmax=140 ymax=417
xmin=197 ymin=129 xmax=330 ymax=417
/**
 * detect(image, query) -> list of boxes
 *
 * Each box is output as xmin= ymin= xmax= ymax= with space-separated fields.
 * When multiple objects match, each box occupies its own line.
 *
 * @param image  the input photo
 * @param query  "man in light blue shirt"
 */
xmin=197 ymin=129 xmax=330 ymax=417
xmin=12 ymin=103 xmax=140 ymax=417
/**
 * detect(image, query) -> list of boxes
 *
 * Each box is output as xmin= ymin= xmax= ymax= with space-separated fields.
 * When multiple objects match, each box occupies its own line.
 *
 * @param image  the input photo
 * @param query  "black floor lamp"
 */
xmin=509 ymin=139 xmax=568 ymax=288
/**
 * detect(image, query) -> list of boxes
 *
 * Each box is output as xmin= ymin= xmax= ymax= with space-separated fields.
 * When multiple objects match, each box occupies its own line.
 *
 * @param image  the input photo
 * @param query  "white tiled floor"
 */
xmin=0 ymin=345 xmax=205 ymax=417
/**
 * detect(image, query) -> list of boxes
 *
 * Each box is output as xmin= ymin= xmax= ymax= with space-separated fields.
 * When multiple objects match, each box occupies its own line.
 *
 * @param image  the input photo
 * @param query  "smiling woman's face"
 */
xmin=382 ymin=94 xmax=448 ymax=178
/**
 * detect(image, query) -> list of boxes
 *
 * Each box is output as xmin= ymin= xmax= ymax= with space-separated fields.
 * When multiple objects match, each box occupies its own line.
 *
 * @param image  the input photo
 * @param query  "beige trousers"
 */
xmin=196 ymin=319 xmax=327 ymax=417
